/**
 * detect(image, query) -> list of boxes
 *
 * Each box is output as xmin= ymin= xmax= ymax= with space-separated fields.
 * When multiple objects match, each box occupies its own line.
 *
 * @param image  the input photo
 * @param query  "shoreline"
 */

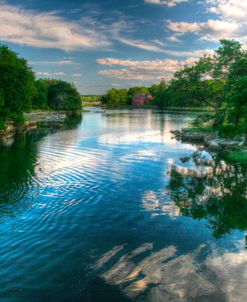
xmin=171 ymin=128 xmax=247 ymax=164
xmin=0 ymin=111 xmax=77 ymax=141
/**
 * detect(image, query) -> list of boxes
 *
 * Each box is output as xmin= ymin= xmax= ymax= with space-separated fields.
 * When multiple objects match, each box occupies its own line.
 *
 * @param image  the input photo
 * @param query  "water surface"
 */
xmin=0 ymin=110 xmax=246 ymax=302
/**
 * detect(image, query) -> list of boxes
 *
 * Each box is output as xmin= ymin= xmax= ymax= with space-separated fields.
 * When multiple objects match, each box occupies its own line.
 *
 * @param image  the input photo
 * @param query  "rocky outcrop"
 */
xmin=206 ymin=138 xmax=242 ymax=151
xmin=171 ymin=129 xmax=216 ymax=143
xmin=0 ymin=111 xmax=68 ymax=141
xmin=170 ymin=164 xmax=214 ymax=178
xmin=25 ymin=112 xmax=66 ymax=126
xmin=171 ymin=128 xmax=243 ymax=152
xmin=0 ymin=121 xmax=37 ymax=141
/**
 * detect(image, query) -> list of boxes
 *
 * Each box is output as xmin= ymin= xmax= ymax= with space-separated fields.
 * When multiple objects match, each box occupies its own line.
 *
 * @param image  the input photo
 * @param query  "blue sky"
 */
xmin=1 ymin=0 xmax=246 ymax=94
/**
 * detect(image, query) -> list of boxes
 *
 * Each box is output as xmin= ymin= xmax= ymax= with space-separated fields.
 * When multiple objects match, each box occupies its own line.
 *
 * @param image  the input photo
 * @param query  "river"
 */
xmin=0 ymin=110 xmax=246 ymax=302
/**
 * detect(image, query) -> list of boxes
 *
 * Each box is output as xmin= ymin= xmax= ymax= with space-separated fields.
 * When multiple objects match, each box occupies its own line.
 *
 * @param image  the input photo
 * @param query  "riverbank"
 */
xmin=0 ymin=111 xmax=75 ymax=141
xmin=171 ymin=127 xmax=247 ymax=164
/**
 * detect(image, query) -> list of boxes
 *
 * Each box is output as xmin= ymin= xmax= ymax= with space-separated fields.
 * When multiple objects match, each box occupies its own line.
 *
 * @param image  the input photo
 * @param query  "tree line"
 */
xmin=101 ymin=86 xmax=150 ymax=106
xmin=0 ymin=45 xmax=82 ymax=128
xmin=101 ymin=39 xmax=247 ymax=138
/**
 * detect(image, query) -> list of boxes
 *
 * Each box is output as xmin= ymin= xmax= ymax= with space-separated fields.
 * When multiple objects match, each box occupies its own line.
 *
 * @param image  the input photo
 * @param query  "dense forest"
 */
xmin=101 ymin=39 xmax=247 ymax=139
xmin=0 ymin=45 xmax=82 ymax=129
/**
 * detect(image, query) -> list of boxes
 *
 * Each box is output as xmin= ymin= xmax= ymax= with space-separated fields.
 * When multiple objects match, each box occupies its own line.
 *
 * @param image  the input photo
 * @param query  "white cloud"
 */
xmin=36 ymin=71 xmax=65 ymax=76
xmin=167 ymin=0 xmax=247 ymax=42
xmin=117 ymin=37 xmax=167 ymax=53
xmin=144 ymin=0 xmax=188 ymax=7
xmin=30 ymin=60 xmax=77 ymax=65
xmin=117 ymin=37 xmax=215 ymax=57
xmin=0 ymin=4 xmax=110 ymax=50
xmin=167 ymin=22 xmax=200 ymax=33
xmin=167 ymin=19 xmax=240 ymax=41
xmin=209 ymin=0 xmax=247 ymax=22
xmin=97 ymin=57 xmax=196 ymax=81
xmin=72 ymin=73 xmax=82 ymax=77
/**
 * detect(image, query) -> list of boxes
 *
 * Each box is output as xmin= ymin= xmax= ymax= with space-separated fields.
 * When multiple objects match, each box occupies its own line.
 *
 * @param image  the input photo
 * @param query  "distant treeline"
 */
xmin=0 ymin=45 xmax=82 ymax=128
xmin=81 ymin=96 xmax=101 ymax=103
xmin=101 ymin=39 xmax=247 ymax=137
xmin=101 ymin=86 xmax=150 ymax=106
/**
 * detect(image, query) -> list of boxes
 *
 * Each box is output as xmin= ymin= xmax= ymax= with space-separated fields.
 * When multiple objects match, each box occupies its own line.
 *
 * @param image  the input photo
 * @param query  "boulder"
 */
xmin=171 ymin=164 xmax=214 ymax=178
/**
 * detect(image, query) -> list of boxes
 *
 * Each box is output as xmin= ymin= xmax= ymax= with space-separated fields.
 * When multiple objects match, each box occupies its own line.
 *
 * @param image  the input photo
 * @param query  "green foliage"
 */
xmin=101 ymin=88 xmax=128 ymax=105
xmin=46 ymin=80 xmax=82 ymax=111
xmin=127 ymin=86 xmax=150 ymax=105
xmin=0 ymin=45 xmax=83 ymax=131
xmin=101 ymin=87 xmax=148 ymax=106
xmin=0 ymin=45 xmax=35 ymax=125
xmin=187 ymin=127 xmax=215 ymax=133
xmin=33 ymin=79 xmax=48 ymax=109
xmin=149 ymin=80 xmax=167 ymax=107
xmin=226 ymin=151 xmax=247 ymax=164
xmin=157 ymin=39 xmax=247 ymax=137
xmin=81 ymin=96 xmax=100 ymax=103
xmin=8 ymin=112 xmax=26 ymax=124
xmin=191 ymin=113 xmax=215 ymax=128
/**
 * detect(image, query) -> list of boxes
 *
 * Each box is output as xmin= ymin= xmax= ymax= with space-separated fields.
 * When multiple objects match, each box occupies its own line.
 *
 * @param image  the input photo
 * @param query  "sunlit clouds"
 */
xmin=97 ymin=56 xmax=209 ymax=81
xmin=167 ymin=0 xmax=247 ymax=42
xmin=0 ymin=4 xmax=110 ymax=51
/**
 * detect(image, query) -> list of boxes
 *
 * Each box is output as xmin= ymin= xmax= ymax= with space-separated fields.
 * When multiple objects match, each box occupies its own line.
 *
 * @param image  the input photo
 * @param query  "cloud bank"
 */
xmin=97 ymin=57 xmax=196 ymax=81
xmin=167 ymin=0 xmax=247 ymax=42
xmin=0 ymin=3 xmax=109 ymax=50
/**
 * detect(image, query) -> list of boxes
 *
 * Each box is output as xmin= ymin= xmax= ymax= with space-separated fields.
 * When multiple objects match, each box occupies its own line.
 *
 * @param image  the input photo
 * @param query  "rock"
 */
xmin=192 ymin=151 xmax=214 ymax=166
xmin=206 ymin=139 xmax=222 ymax=151
xmin=218 ymin=140 xmax=241 ymax=151
xmin=206 ymin=138 xmax=242 ymax=151
xmin=171 ymin=164 xmax=214 ymax=179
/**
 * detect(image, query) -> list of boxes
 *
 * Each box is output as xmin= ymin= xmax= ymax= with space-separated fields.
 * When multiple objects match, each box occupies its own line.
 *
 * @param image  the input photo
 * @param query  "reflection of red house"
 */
xmin=132 ymin=93 xmax=153 ymax=106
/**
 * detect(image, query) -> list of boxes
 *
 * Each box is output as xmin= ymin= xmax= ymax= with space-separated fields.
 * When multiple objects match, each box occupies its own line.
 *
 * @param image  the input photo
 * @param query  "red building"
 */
xmin=132 ymin=93 xmax=153 ymax=106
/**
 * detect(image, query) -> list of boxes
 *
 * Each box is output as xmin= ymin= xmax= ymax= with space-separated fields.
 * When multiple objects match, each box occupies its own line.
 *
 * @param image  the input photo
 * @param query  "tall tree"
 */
xmin=0 ymin=45 xmax=35 ymax=124
xmin=149 ymin=80 xmax=167 ymax=107
xmin=193 ymin=39 xmax=243 ymax=127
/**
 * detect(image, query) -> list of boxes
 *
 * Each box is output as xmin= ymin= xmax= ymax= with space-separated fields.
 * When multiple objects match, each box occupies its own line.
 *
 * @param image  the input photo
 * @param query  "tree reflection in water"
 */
xmin=0 ymin=113 xmax=82 ymax=218
xmin=168 ymin=154 xmax=247 ymax=239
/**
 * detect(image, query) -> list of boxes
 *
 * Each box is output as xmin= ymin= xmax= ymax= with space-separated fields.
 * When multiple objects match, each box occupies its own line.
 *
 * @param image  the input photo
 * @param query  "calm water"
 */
xmin=0 ymin=110 xmax=246 ymax=302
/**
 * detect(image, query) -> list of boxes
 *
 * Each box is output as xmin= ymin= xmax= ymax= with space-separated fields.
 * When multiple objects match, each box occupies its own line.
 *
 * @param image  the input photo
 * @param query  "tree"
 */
xmin=192 ymin=40 xmax=243 ymax=127
xmin=0 ymin=45 xmax=35 ymax=124
xmin=101 ymin=88 xmax=128 ymax=105
xmin=165 ymin=66 xmax=202 ymax=107
xmin=149 ymin=80 xmax=167 ymax=107
xmin=226 ymin=77 xmax=247 ymax=142
xmin=47 ymin=80 xmax=82 ymax=111
xmin=33 ymin=79 xmax=48 ymax=109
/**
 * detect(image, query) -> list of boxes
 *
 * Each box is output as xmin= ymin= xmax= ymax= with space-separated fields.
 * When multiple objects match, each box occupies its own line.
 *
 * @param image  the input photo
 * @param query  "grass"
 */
xmin=226 ymin=151 xmax=247 ymax=164
xmin=166 ymin=106 xmax=214 ymax=112
xmin=186 ymin=127 xmax=215 ymax=133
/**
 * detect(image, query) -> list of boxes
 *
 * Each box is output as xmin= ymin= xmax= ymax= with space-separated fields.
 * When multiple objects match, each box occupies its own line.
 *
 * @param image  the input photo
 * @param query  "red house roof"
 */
xmin=132 ymin=93 xmax=153 ymax=106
